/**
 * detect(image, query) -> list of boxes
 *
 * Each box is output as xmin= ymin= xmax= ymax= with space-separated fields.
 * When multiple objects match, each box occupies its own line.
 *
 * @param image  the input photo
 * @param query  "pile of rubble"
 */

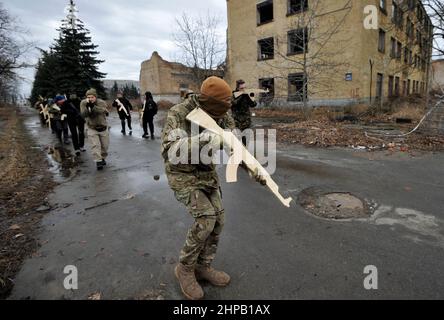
xmin=273 ymin=118 xmax=444 ymax=152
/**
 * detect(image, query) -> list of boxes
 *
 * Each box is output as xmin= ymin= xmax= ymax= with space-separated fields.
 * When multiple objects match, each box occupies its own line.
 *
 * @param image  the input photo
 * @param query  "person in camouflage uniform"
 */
xmin=161 ymin=76 xmax=240 ymax=300
xmin=80 ymin=89 xmax=110 ymax=171
xmin=231 ymin=80 xmax=257 ymax=146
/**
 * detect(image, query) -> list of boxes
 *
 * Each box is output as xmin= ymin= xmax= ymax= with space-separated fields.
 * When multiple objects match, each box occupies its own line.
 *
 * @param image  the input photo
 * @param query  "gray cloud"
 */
xmin=2 ymin=0 xmax=227 ymax=95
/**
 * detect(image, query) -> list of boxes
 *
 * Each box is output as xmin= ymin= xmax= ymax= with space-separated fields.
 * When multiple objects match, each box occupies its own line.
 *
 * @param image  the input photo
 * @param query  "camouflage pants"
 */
xmin=175 ymin=188 xmax=225 ymax=267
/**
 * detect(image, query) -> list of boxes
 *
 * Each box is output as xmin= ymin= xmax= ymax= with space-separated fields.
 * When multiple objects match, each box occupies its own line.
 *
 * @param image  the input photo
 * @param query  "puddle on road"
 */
xmin=23 ymin=114 xmax=80 ymax=183
xmin=46 ymin=146 xmax=79 ymax=182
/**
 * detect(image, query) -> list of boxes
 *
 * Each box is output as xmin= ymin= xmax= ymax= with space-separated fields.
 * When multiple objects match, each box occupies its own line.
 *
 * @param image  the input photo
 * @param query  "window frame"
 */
xmin=287 ymin=0 xmax=309 ymax=16
xmin=287 ymin=27 xmax=309 ymax=56
xmin=257 ymin=0 xmax=274 ymax=26
xmin=257 ymin=37 xmax=275 ymax=61
xmin=288 ymin=73 xmax=308 ymax=102
xmin=378 ymin=29 xmax=386 ymax=53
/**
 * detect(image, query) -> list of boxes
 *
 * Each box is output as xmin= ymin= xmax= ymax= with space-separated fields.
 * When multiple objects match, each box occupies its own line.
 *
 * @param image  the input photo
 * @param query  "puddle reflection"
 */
xmin=47 ymin=145 xmax=79 ymax=181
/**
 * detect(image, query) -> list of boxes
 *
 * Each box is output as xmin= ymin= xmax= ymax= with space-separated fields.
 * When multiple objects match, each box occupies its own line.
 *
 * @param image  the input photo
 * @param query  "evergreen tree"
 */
xmin=123 ymin=84 xmax=130 ymax=98
xmin=30 ymin=50 xmax=59 ymax=102
xmin=130 ymin=83 xmax=139 ymax=99
xmin=110 ymin=81 xmax=119 ymax=99
xmin=31 ymin=0 xmax=106 ymax=103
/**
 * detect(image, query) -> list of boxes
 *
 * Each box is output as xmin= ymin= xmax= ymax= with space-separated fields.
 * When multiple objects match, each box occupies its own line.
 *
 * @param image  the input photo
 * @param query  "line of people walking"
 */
xmin=33 ymin=89 xmax=159 ymax=171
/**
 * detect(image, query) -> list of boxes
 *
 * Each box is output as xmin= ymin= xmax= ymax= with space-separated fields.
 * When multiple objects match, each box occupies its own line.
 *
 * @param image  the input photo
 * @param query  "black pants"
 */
xmin=68 ymin=120 xmax=85 ymax=151
xmin=143 ymin=116 xmax=154 ymax=137
xmin=120 ymin=116 xmax=132 ymax=133
xmin=53 ymin=120 xmax=69 ymax=144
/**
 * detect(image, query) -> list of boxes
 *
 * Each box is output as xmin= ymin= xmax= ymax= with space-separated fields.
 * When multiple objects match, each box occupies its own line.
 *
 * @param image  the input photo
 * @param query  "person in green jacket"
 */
xmin=80 ymin=88 xmax=110 ymax=171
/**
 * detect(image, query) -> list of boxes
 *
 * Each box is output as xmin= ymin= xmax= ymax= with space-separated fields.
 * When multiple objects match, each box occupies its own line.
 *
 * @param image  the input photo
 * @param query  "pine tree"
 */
xmin=30 ymin=50 xmax=59 ymax=102
xmin=123 ymin=84 xmax=130 ymax=98
xmin=130 ymin=83 xmax=139 ymax=99
xmin=110 ymin=81 xmax=119 ymax=99
xmin=31 ymin=0 xmax=106 ymax=103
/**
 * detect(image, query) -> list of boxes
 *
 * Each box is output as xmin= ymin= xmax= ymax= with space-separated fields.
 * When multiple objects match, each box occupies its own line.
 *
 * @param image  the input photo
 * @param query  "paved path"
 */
xmin=9 ymin=110 xmax=444 ymax=300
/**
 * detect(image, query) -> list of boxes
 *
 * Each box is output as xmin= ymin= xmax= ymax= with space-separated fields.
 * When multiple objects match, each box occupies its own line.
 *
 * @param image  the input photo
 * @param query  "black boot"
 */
xmin=97 ymin=161 xmax=104 ymax=171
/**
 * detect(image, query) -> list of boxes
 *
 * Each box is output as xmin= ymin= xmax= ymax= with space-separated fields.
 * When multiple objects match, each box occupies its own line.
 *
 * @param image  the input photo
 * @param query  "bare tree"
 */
xmin=0 ymin=3 xmax=33 ymax=104
xmin=258 ymin=0 xmax=352 ymax=117
xmin=423 ymin=0 xmax=444 ymax=57
xmin=173 ymin=12 xmax=226 ymax=84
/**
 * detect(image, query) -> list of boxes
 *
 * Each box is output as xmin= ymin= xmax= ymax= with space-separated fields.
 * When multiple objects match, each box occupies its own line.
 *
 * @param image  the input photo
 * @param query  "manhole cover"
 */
xmin=298 ymin=187 xmax=372 ymax=220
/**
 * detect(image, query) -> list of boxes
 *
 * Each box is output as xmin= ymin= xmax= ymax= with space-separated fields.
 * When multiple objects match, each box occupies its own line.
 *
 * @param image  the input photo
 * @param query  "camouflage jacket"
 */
xmin=231 ymin=92 xmax=257 ymax=130
xmin=80 ymin=98 xmax=109 ymax=130
xmin=161 ymin=95 xmax=235 ymax=193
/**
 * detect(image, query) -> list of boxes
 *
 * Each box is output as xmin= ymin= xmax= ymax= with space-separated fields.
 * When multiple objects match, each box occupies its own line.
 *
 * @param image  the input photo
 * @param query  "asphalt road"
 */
xmin=9 ymin=110 xmax=444 ymax=300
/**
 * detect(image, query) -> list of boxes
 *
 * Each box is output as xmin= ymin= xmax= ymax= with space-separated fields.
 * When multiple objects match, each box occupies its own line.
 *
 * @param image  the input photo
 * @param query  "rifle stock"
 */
xmin=234 ymin=88 xmax=269 ymax=100
xmin=186 ymin=108 xmax=293 ymax=208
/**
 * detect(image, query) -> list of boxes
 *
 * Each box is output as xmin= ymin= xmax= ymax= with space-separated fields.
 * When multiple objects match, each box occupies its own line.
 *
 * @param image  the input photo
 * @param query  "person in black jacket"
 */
xmin=112 ymin=92 xmax=133 ymax=135
xmin=141 ymin=91 xmax=158 ymax=140
xmin=54 ymin=95 xmax=85 ymax=156
xmin=68 ymin=94 xmax=85 ymax=153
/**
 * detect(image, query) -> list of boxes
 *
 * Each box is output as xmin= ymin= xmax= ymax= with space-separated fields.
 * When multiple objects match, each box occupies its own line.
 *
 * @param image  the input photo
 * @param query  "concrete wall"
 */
xmin=139 ymin=52 xmax=200 ymax=98
xmin=431 ymin=59 xmax=444 ymax=92
xmin=226 ymin=0 xmax=433 ymax=107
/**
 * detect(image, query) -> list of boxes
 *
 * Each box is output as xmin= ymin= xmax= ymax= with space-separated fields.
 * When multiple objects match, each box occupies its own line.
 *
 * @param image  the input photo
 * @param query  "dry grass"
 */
xmin=0 ymin=104 xmax=55 ymax=299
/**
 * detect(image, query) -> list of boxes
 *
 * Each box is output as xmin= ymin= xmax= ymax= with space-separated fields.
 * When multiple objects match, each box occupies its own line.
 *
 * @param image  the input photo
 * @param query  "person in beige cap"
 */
xmin=80 ymin=88 xmax=110 ymax=171
xmin=161 ymin=76 xmax=264 ymax=300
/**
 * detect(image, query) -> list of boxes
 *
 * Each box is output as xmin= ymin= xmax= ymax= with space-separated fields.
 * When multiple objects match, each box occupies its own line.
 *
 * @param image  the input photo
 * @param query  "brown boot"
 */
xmin=175 ymin=264 xmax=204 ymax=300
xmin=195 ymin=266 xmax=231 ymax=287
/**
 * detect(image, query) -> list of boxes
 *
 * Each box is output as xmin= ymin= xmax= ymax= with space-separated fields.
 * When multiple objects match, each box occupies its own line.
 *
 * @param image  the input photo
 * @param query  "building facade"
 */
xmin=431 ymin=59 xmax=444 ymax=92
xmin=139 ymin=52 xmax=200 ymax=103
xmin=226 ymin=0 xmax=434 ymax=107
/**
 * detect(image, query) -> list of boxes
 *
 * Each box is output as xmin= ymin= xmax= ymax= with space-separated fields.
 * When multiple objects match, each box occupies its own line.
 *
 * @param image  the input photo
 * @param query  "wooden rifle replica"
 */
xmin=234 ymin=88 xmax=269 ymax=102
xmin=186 ymin=108 xmax=293 ymax=208
xmin=115 ymin=99 xmax=129 ymax=117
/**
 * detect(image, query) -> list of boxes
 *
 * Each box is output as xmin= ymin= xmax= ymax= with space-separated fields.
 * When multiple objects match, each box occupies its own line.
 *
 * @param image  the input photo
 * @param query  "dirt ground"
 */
xmin=0 ymin=105 xmax=55 ymax=299
xmin=256 ymin=97 xmax=444 ymax=152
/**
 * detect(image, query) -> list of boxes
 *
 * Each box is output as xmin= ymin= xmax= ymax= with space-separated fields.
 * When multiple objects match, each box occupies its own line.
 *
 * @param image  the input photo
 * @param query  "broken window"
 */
xmin=394 ymin=76 xmax=400 ymax=96
xmin=257 ymin=1 xmax=274 ymax=25
xmin=288 ymin=0 xmax=308 ymax=15
xmin=259 ymin=78 xmax=275 ymax=103
xmin=392 ymin=1 xmax=403 ymax=27
xmin=376 ymin=73 xmax=384 ymax=99
xmin=288 ymin=73 xmax=307 ymax=102
xmin=388 ymin=75 xmax=394 ymax=97
xmin=378 ymin=29 xmax=386 ymax=53
xmin=390 ymin=37 xmax=396 ymax=58
xmin=288 ymin=28 xmax=308 ymax=55
xmin=258 ymin=37 xmax=274 ymax=60
xmin=397 ymin=41 xmax=402 ymax=59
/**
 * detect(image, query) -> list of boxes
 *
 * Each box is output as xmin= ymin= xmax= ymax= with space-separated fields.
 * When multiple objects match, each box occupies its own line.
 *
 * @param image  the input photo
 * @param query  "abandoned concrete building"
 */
xmin=225 ymin=0 xmax=434 ymax=107
xmin=431 ymin=59 xmax=444 ymax=92
xmin=139 ymin=52 xmax=201 ymax=103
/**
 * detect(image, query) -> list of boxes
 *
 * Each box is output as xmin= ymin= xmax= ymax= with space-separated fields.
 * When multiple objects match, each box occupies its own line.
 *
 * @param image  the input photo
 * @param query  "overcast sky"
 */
xmin=2 ymin=0 xmax=227 ymax=95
